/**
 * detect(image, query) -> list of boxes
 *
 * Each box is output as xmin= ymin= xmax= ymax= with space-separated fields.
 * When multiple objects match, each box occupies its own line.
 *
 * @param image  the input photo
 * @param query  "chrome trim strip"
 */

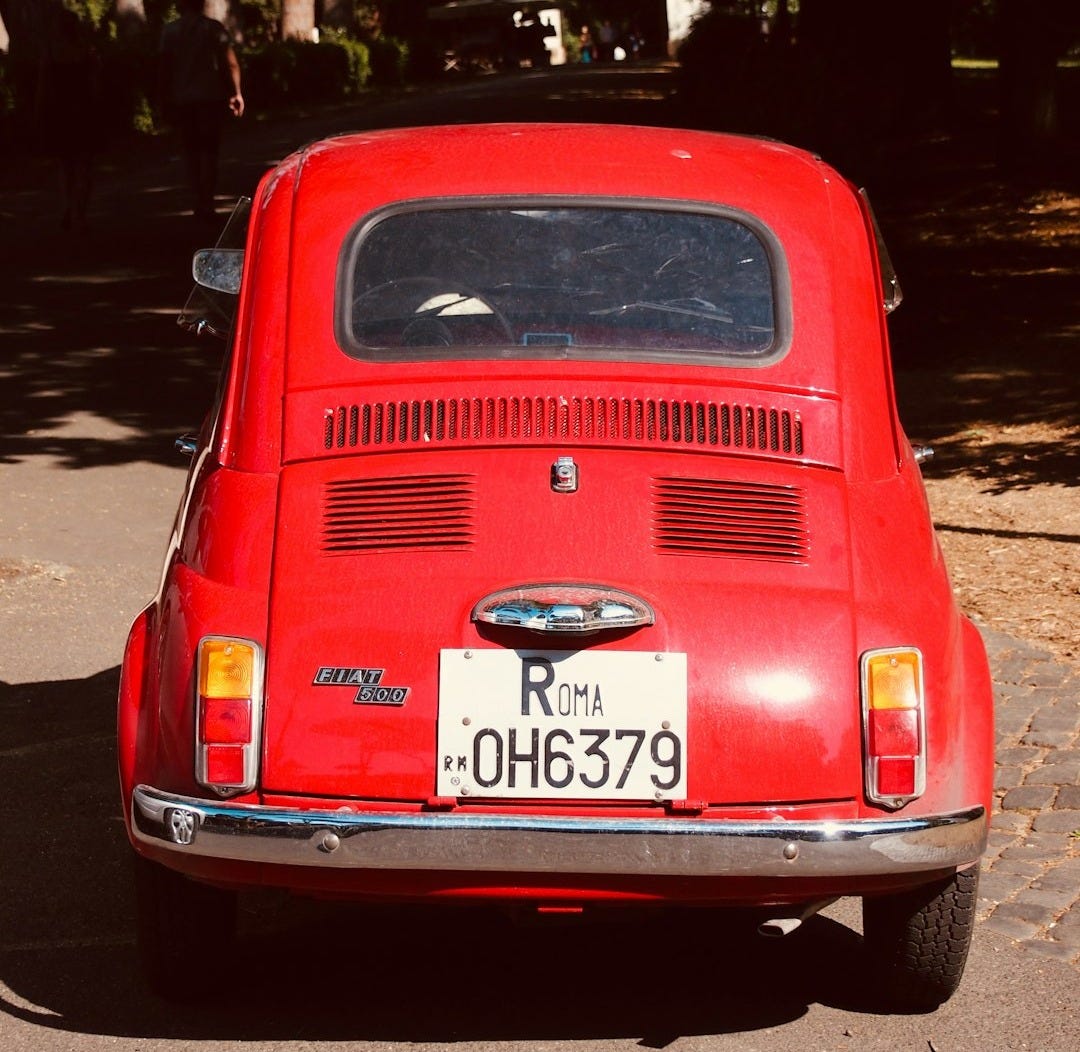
xmin=132 ymin=786 xmax=986 ymax=879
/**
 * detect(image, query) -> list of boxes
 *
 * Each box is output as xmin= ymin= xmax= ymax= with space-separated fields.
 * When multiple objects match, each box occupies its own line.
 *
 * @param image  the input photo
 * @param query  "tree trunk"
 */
xmin=795 ymin=0 xmax=952 ymax=173
xmin=0 ymin=0 xmax=58 ymax=140
xmin=281 ymin=0 xmax=316 ymax=42
xmin=113 ymin=0 xmax=147 ymax=41
xmin=0 ymin=0 xmax=50 ymax=55
xmin=998 ymin=0 xmax=1079 ymax=168
xmin=321 ymin=0 xmax=356 ymax=34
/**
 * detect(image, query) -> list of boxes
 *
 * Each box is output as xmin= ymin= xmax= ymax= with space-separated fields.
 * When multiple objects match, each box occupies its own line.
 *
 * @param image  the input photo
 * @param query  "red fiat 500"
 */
xmin=119 ymin=124 xmax=993 ymax=1007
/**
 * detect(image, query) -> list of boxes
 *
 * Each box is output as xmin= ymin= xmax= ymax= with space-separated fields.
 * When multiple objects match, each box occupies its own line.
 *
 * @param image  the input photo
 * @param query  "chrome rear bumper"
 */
xmin=132 ymin=785 xmax=986 ymax=879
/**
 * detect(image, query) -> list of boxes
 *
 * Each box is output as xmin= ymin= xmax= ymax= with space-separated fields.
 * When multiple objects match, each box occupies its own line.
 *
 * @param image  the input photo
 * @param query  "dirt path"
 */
xmin=882 ymin=167 xmax=1079 ymax=670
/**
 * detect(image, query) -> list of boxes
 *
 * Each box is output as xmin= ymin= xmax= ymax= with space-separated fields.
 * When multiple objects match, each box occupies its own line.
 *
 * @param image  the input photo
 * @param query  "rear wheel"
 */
xmin=133 ymin=855 xmax=238 ymax=1000
xmin=862 ymin=868 xmax=978 ymax=1011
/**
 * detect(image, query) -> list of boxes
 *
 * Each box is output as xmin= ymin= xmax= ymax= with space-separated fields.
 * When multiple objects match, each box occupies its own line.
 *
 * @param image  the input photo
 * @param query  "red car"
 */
xmin=119 ymin=124 xmax=993 ymax=1008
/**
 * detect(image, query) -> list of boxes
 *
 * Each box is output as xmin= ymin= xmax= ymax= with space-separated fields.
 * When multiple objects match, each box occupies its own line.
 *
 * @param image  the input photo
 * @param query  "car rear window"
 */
xmin=338 ymin=202 xmax=788 ymax=366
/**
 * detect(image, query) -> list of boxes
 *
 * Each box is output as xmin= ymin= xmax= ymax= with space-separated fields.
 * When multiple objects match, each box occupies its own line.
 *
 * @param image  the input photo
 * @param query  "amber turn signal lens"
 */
xmin=865 ymin=650 xmax=920 ymax=710
xmin=199 ymin=640 xmax=255 ymax=699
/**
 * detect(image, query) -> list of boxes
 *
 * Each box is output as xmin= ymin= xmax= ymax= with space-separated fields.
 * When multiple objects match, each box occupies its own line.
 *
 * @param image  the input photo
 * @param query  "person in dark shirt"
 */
xmin=159 ymin=0 xmax=244 ymax=222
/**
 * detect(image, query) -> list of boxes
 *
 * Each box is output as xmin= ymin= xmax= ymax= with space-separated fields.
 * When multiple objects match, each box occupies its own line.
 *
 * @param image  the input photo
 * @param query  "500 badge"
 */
xmin=313 ymin=666 xmax=411 ymax=706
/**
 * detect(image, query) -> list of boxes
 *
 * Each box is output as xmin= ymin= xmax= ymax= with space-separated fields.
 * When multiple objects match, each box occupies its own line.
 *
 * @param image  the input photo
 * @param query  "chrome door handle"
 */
xmin=473 ymin=584 xmax=654 ymax=634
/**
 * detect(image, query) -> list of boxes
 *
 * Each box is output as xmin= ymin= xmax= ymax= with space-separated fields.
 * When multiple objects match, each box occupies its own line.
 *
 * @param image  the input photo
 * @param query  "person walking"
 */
xmin=159 ymin=0 xmax=244 ymax=222
xmin=578 ymin=25 xmax=595 ymax=64
xmin=597 ymin=19 xmax=617 ymax=63
xmin=35 ymin=5 xmax=102 ymax=230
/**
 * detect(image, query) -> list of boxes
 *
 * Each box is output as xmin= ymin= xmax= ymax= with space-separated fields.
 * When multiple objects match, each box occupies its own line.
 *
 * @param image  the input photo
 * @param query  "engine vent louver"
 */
xmin=322 ymin=474 xmax=475 ymax=554
xmin=323 ymin=397 xmax=804 ymax=456
xmin=653 ymin=477 xmax=809 ymax=562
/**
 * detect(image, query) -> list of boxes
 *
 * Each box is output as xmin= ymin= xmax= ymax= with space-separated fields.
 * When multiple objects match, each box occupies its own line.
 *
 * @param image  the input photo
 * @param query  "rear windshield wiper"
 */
xmin=589 ymin=297 xmax=735 ymax=324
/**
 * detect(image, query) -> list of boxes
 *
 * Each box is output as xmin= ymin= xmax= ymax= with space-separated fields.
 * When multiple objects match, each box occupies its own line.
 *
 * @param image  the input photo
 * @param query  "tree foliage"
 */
xmin=679 ymin=0 xmax=1079 ymax=175
xmin=3 ymin=1 xmax=1077 ymax=161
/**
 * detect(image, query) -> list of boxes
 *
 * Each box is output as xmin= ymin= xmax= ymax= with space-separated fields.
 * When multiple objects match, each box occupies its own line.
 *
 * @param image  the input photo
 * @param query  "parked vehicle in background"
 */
xmin=428 ymin=2 xmax=563 ymax=72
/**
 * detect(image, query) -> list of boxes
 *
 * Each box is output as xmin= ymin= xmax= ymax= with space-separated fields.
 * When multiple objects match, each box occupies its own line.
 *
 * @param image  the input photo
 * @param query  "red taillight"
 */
xmin=862 ymin=648 xmax=925 ymax=808
xmin=196 ymin=638 xmax=263 ymax=796
xmin=874 ymin=756 xmax=917 ymax=797
xmin=867 ymin=707 xmax=919 ymax=757
xmin=200 ymin=697 xmax=252 ymax=744
xmin=205 ymin=744 xmax=246 ymax=785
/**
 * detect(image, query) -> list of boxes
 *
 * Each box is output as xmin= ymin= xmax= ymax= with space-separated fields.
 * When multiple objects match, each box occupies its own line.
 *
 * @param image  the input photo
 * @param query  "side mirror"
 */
xmin=192 ymin=248 xmax=244 ymax=294
xmin=858 ymin=188 xmax=903 ymax=314
xmin=880 ymin=266 xmax=904 ymax=315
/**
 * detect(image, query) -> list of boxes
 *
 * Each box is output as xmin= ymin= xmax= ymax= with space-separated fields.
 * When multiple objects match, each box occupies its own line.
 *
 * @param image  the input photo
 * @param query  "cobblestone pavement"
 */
xmin=978 ymin=625 xmax=1080 ymax=966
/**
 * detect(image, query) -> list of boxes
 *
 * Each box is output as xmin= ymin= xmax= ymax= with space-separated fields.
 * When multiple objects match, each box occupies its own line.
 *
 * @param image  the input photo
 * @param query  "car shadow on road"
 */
xmin=0 ymin=670 xmax=906 ymax=1043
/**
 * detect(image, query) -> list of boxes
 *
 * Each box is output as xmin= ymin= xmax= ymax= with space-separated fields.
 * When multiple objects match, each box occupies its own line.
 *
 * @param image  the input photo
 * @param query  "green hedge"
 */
xmin=242 ymin=36 xmax=372 ymax=110
xmin=2 ymin=26 xmax=401 ymax=149
xmin=367 ymin=35 xmax=410 ymax=87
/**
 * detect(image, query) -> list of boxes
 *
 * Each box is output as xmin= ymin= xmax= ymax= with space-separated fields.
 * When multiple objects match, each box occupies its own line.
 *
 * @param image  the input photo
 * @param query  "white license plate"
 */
xmin=437 ymin=649 xmax=687 ymax=800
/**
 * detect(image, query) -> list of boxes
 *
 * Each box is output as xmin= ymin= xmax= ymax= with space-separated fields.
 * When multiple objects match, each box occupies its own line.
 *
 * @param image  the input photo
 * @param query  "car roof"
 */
xmin=282 ymin=123 xmax=838 ymax=219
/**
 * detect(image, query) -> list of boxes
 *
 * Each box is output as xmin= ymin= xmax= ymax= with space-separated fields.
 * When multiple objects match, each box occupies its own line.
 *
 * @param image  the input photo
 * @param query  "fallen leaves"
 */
xmin=925 ymin=475 xmax=1080 ymax=669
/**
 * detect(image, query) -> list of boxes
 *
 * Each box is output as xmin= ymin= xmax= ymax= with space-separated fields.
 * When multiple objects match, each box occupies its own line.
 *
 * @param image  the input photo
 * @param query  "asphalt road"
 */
xmin=1 ymin=64 xmax=1078 ymax=1051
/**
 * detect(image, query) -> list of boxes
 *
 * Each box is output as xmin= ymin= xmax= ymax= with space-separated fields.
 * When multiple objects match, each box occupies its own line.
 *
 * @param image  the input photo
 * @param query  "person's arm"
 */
xmin=225 ymin=44 xmax=244 ymax=116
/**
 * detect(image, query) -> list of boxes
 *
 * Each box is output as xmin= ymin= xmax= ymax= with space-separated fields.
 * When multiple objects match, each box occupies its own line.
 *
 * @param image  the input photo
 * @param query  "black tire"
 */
xmin=133 ymin=855 xmax=238 ymax=1000
xmin=862 ymin=868 xmax=979 ymax=1011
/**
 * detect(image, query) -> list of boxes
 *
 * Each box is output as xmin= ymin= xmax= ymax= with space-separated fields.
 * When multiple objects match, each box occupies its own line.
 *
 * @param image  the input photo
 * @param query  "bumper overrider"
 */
xmin=132 ymin=785 xmax=987 ymax=878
